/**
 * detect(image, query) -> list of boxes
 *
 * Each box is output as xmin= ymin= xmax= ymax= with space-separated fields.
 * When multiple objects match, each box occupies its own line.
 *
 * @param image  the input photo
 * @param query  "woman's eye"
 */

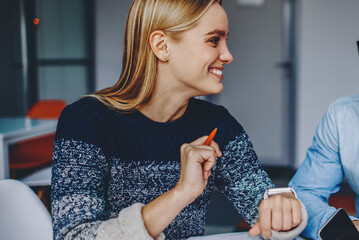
xmin=209 ymin=37 xmax=220 ymax=45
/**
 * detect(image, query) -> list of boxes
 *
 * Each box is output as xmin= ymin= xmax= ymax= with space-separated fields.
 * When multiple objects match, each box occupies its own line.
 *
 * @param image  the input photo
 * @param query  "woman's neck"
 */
xmin=139 ymin=94 xmax=189 ymax=123
xmin=138 ymin=66 xmax=198 ymax=123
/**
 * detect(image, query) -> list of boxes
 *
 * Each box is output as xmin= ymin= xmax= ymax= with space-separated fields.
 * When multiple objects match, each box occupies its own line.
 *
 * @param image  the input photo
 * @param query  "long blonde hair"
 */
xmin=91 ymin=0 xmax=221 ymax=111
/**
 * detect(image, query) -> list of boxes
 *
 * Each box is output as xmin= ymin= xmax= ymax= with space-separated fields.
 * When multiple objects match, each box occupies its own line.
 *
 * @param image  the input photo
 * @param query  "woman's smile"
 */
xmin=209 ymin=67 xmax=224 ymax=80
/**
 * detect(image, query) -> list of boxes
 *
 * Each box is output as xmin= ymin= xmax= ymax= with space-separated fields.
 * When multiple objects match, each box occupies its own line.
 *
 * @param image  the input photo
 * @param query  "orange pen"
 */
xmin=203 ymin=128 xmax=217 ymax=146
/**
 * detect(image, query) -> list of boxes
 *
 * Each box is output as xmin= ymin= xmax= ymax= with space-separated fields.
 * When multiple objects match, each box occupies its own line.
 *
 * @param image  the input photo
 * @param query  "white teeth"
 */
xmin=210 ymin=68 xmax=223 ymax=76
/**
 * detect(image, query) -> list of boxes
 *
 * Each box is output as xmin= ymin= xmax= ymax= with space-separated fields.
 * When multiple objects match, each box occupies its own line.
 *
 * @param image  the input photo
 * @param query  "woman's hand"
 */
xmin=175 ymin=136 xmax=222 ymax=203
xmin=249 ymin=193 xmax=302 ymax=239
xmin=142 ymin=135 xmax=222 ymax=237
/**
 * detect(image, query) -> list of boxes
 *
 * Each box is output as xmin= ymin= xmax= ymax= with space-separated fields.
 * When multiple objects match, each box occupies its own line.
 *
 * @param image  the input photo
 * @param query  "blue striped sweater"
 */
xmin=51 ymin=97 xmax=274 ymax=240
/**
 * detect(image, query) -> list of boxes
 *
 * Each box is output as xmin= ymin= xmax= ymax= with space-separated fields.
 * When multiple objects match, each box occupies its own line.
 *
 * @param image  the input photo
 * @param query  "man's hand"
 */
xmin=249 ymin=193 xmax=302 ymax=239
xmin=353 ymin=220 xmax=359 ymax=231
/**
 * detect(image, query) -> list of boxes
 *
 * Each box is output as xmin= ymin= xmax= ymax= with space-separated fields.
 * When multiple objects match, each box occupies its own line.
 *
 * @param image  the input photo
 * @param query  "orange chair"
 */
xmin=26 ymin=99 xmax=67 ymax=120
xmin=9 ymin=99 xmax=67 ymax=179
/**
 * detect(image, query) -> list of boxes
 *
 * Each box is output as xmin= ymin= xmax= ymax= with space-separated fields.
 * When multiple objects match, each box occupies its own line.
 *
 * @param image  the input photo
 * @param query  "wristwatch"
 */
xmin=263 ymin=187 xmax=297 ymax=199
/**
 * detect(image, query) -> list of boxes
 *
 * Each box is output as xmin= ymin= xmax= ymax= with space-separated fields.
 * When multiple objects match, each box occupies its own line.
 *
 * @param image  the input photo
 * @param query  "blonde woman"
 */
xmin=51 ymin=0 xmax=307 ymax=239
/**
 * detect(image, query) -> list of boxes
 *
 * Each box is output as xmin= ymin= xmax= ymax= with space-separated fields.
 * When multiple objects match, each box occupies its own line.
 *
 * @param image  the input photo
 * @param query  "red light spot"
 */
xmin=33 ymin=18 xmax=40 ymax=25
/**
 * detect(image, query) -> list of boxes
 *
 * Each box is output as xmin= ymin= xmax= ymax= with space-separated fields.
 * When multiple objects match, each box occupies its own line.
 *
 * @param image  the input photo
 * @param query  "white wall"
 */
xmin=95 ymin=0 xmax=132 ymax=90
xmin=220 ymin=0 xmax=288 ymax=166
xmin=295 ymin=0 xmax=359 ymax=167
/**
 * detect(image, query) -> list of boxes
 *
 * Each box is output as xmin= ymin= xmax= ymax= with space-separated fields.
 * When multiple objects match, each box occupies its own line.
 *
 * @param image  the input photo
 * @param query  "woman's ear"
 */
xmin=149 ymin=30 xmax=169 ymax=61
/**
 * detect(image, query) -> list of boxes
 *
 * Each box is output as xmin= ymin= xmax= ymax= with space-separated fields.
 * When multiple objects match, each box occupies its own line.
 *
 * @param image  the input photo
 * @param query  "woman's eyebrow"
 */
xmin=203 ymin=30 xmax=228 ymax=37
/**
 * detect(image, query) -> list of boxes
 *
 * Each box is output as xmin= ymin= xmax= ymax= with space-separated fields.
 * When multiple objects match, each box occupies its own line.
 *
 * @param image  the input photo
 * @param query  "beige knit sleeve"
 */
xmin=96 ymin=203 xmax=165 ymax=240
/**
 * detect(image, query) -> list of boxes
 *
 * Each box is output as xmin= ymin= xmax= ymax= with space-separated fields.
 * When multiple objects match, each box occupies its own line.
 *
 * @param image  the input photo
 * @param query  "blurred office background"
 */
xmin=1 ymin=0 xmax=358 ymax=234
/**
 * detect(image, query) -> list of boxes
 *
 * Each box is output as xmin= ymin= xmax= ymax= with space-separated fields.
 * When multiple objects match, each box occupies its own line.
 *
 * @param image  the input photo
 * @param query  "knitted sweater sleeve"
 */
xmin=214 ymin=108 xmax=307 ymax=239
xmin=214 ymin=118 xmax=275 ymax=226
xmin=51 ymin=101 xmax=165 ymax=240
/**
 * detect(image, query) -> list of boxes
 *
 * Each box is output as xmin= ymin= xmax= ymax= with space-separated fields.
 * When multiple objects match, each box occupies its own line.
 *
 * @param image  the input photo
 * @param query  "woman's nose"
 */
xmin=220 ymin=44 xmax=233 ymax=64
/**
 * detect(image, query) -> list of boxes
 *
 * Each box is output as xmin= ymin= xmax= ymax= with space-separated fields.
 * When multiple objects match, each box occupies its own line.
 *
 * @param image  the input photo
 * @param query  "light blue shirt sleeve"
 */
xmin=289 ymin=104 xmax=342 ymax=240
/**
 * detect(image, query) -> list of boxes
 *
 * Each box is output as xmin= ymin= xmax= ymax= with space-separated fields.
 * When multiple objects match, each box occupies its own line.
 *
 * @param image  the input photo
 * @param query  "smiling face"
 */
xmin=165 ymin=2 xmax=233 ymax=97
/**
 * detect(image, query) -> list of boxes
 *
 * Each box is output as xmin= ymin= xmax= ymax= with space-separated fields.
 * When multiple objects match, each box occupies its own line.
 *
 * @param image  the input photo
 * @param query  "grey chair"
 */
xmin=0 ymin=179 xmax=53 ymax=240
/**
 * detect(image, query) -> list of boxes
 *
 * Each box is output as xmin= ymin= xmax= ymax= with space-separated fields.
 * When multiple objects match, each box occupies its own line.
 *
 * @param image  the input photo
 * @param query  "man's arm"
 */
xmin=289 ymin=104 xmax=343 ymax=240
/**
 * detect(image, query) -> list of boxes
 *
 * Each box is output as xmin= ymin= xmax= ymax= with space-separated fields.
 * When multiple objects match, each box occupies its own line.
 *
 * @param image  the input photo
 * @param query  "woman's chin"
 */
xmin=210 ymin=83 xmax=223 ymax=95
xmin=194 ymin=83 xmax=223 ymax=97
